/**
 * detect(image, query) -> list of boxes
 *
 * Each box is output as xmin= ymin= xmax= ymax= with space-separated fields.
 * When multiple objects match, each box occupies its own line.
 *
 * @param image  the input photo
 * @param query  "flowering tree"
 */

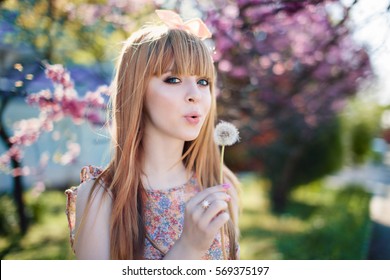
xmin=0 ymin=63 xmax=110 ymax=234
xmin=206 ymin=0 xmax=373 ymax=211
xmin=1 ymin=63 xmax=109 ymax=173
xmin=0 ymin=0 xmax=155 ymax=234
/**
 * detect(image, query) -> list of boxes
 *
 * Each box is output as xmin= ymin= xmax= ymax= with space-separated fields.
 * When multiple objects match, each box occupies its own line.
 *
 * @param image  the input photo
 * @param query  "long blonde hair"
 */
xmin=82 ymin=25 xmax=239 ymax=259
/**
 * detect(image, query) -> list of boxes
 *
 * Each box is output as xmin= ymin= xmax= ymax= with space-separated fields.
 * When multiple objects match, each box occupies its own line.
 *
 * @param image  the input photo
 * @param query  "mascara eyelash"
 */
xmin=198 ymin=78 xmax=209 ymax=86
xmin=164 ymin=77 xmax=181 ymax=84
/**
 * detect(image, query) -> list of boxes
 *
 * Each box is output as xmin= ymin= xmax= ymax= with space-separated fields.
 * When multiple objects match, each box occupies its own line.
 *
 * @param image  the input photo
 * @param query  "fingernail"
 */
xmin=222 ymin=183 xmax=231 ymax=190
xmin=225 ymin=194 xmax=231 ymax=202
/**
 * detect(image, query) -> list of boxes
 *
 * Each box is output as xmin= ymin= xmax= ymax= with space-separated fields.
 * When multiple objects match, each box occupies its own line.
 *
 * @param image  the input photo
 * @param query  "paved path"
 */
xmin=370 ymin=193 xmax=390 ymax=227
xmin=368 ymin=192 xmax=390 ymax=259
xmin=326 ymin=163 xmax=390 ymax=259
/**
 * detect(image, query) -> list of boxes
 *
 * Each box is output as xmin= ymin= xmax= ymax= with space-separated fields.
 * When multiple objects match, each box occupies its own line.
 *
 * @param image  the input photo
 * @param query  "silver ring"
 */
xmin=201 ymin=199 xmax=210 ymax=210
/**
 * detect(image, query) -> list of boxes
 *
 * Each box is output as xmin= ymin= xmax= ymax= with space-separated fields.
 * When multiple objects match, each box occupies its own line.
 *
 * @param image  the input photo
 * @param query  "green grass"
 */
xmin=0 ymin=175 xmax=371 ymax=260
xmin=239 ymin=175 xmax=372 ymax=259
xmin=0 ymin=190 xmax=75 ymax=260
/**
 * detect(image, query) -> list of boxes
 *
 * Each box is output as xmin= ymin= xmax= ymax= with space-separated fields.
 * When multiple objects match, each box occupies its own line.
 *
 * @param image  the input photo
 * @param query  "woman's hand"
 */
xmin=164 ymin=184 xmax=231 ymax=259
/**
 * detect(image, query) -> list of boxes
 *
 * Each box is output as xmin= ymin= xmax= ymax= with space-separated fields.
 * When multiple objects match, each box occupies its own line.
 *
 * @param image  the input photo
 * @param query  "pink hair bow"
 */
xmin=155 ymin=10 xmax=212 ymax=40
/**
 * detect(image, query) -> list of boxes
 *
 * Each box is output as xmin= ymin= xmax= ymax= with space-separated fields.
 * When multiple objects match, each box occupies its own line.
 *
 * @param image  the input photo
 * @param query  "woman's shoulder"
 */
xmin=71 ymin=165 xmax=112 ymax=215
xmin=80 ymin=165 xmax=104 ymax=183
xmin=64 ymin=165 xmax=108 ymax=252
xmin=65 ymin=165 xmax=106 ymax=217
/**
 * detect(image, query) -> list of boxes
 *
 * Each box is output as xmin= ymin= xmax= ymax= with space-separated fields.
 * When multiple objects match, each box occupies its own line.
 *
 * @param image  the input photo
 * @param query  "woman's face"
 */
xmin=144 ymin=70 xmax=212 ymax=142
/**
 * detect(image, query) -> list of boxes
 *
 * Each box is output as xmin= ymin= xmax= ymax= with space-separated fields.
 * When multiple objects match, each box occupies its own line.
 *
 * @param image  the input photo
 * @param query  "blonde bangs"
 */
xmin=149 ymin=29 xmax=215 ymax=82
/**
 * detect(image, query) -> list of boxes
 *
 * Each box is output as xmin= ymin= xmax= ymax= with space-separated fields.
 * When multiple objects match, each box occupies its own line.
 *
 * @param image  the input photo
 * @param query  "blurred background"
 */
xmin=0 ymin=0 xmax=389 ymax=260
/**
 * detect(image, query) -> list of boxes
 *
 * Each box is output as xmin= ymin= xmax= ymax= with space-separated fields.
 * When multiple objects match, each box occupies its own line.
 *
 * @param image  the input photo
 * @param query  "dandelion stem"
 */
xmin=219 ymin=145 xmax=225 ymax=184
xmin=214 ymin=121 xmax=239 ymax=260
xmin=219 ymin=144 xmax=227 ymax=260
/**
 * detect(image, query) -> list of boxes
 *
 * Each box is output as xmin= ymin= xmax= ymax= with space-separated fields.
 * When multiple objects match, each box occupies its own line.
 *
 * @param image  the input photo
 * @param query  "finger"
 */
xmin=192 ymin=191 xmax=230 ymax=216
xmin=202 ymin=192 xmax=231 ymax=205
xmin=187 ymin=193 xmax=230 ymax=226
xmin=192 ymin=192 xmax=230 ymax=223
xmin=187 ymin=184 xmax=231 ymax=209
xmin=199 ymin=199 xmax=229 ymax=228
xmin=189 ymin=201 xmax=207 ymax=225
xmin=206 ymin=211 xmax=230 ymax=233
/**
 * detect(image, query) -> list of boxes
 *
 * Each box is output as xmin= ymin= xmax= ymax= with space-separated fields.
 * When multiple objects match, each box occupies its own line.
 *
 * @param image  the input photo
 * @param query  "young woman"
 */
xmin=65 ymin=10 xmax=240 ymax=260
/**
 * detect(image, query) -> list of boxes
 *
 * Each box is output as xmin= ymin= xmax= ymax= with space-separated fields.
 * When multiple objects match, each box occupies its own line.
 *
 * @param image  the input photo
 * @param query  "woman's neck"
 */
xmin=141 ymin=132 xmax=188 ymax=190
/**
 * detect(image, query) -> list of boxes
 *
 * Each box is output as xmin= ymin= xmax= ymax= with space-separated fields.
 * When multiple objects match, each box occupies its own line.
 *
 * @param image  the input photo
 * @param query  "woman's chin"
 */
xmin=182 ymin=131 xmax=201 ymax=142
xmin=183 ymin=135 xmax=199 ymax=142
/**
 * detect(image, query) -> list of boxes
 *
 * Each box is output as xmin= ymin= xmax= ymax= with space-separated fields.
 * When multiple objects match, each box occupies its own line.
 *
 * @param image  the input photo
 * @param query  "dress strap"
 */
xmin=64 ymin=165 xmax=103 ymax=253
xmin=80 ymin=165 xmax=103 ymax=183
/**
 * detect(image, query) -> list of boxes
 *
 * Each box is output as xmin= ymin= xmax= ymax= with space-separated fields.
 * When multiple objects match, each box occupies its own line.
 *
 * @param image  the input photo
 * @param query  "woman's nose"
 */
xmin=186 ymin=82 xmax=201 ymax=103
xmin=187 ymin=95 xmax=198 ymax=103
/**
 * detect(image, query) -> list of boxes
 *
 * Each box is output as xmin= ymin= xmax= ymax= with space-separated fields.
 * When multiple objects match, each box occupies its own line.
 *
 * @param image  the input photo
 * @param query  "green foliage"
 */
xmin=0 ymin=195 xmax=18 ymax=236
xmin=24 ymin=192 xmax=48 ymax=225
xmin=0 ymin=190 xmax=74 ymax=260
xmin=0 ymin=0 xmax=155 ymax=65
xmin=351 ymin=123 xmax=372 ymax=164
xmin=239 ymin=175 xmax=371 ymax=260
xmin=289 ymin=118 xmax=344 ymax=187
xmin=340 ymin=98 xmax=384 ymax=165
xmin=277 ymin=185 xmax=371 ymax=259
xmin=0 ymin=190 xmax=49 ymax=238
xmin=258 ymin=116 xmax=344 ymax=211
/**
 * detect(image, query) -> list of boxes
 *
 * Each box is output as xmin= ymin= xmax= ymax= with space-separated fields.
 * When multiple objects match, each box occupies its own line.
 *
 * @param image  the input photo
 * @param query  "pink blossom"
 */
xmin=31 ymin=181 xmax=46 ymax=198
xmin=95 ymin=85 xmax=110 ymax=96
xmin=58 ymin=142 xmax=81 ymax=165
xmin=231 ymin=67 xmax=248 ymax=78
xmin=218 ymin=60 xmax=233 ymax=72
xmin=4 ymin=62 xmax=109 ymax=177
xmin=85 ymin=90 xmax=105 ymax=107
xmin=26 ymin=90 xmax=53 ymax=110
xmin=61 ymin=97 xmax=87 ymax=124
xmin=41 ymin=117 xmax=54 ymax=132
xmin=8 ymin=146 xmax=23 ymax=162
xmin=49 ymin=107 xmax=65 ymax=122
xmin=216 ymin=36 xmax=235 ymax=53
xmin=272 ymin=63 xmax=285 ymax=75
xmin=54 ymin=87 xmax=77 ymax=102
xmin=12 ymin=166 xmax=30 ymax=177
xmin=51 ymin=131 xmax=61 ymax=141
xmin=45 ymin=63 xmax=73 ymax=88
xmin=0 ymin=153 xmax=10 ymax=166
xmin=259 ymin=56 xmax=272 ymax=69
xmin=10 ymin=118 xmax=42 ymax=146
xmin=0 ymin=146 xmax=24 ymax=166
xmin=304 ymin=115 xmax=318 ymax=127
xmin=40 ymin=152 xmax=50 ymax=167
xmin=85 ymin=111 xmax=103 ymax=125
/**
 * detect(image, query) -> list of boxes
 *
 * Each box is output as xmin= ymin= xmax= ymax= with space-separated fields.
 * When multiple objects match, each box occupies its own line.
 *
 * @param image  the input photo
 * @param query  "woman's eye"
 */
xmin=198 ymin=79 xmax=209 ymax=86
xmin=164 ymin=77 xmax=181 ymax=84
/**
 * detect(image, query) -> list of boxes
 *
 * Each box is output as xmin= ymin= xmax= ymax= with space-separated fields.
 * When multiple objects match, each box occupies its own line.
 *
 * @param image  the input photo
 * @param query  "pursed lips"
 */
xmin=184 ymin=112 xmax=201 ymax=124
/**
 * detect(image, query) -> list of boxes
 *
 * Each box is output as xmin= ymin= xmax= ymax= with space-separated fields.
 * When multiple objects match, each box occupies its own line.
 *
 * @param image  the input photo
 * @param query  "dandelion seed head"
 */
xmin=214 ymin=121 xmax=240 ymax=146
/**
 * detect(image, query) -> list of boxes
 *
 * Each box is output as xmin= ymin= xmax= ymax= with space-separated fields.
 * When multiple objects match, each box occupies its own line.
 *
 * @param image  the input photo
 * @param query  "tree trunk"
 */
xmin=270 ymin=146 xmax=303 ymax=213
xmin=11 ymin=159 xmax=28 ymax=235
xmin=0 ymin=96 xmax=28 ymax=235
xmin=270 ymin=180 xmax=289 ymax=213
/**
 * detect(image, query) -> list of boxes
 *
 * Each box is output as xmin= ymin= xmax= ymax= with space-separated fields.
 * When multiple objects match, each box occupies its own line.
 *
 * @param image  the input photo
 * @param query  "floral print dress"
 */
xmin=65 ymin=165 xmax=239 ymax=260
